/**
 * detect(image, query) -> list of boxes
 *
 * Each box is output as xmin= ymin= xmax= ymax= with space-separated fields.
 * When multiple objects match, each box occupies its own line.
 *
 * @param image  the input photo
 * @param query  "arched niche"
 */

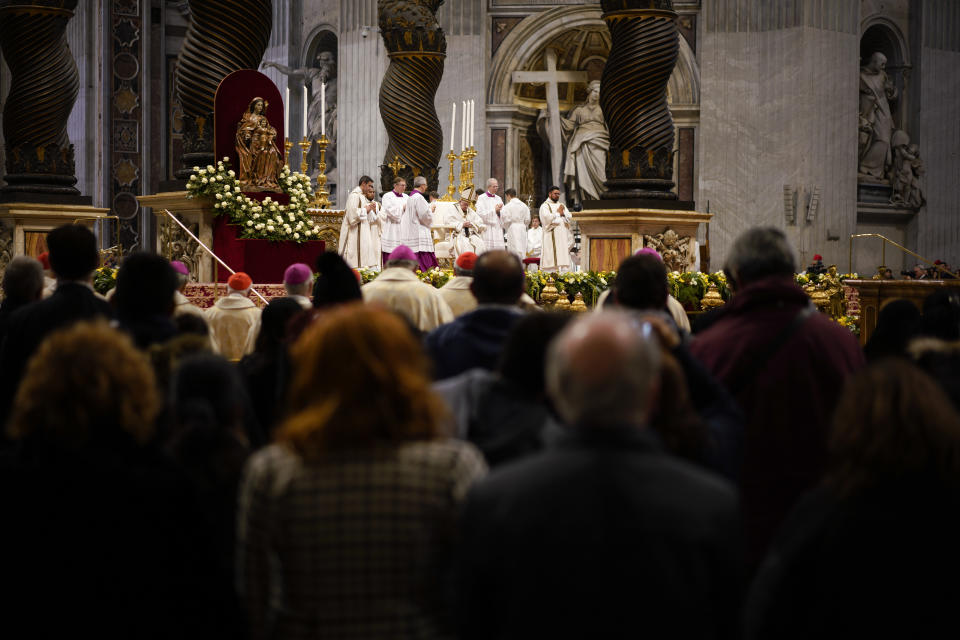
xmin=859 ymin=17 xmax=909 ymax=130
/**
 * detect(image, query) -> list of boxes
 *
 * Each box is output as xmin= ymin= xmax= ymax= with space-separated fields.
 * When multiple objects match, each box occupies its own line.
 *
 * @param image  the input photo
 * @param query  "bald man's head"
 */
xmin=470 ymin=250 xmax=525 ymax=305
xmin=546 ymin=312 xmax=661 ymax=426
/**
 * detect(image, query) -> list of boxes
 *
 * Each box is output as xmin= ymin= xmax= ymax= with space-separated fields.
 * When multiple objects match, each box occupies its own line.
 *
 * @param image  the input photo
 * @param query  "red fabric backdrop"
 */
xmin=213 ymin=216 xmax=325 ymax=283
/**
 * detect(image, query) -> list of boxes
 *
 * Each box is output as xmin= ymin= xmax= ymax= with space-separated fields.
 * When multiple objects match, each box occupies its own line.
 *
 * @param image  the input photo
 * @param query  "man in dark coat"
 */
xmin=689 ymin=227 xmax=865 ymax=571
xmin=425 ymin=250 xmax=526 ymax=380
xmin=459 ymin=312 xmax=741 ymax=640
xmin=0 ymin=224 xmax=113 ymax=423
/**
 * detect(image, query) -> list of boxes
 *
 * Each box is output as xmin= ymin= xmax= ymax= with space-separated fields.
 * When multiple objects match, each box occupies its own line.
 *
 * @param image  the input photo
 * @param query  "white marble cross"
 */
xmin=512 ymin=49 xmax=587 ymax=195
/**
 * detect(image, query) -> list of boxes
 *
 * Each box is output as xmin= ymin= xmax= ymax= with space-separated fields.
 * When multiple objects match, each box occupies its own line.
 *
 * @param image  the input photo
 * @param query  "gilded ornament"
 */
xmin=700 ymin=283 xmax=725 ymax=310
xmin=235 ymin=97 xmax=282 ymax=191
xmin=540 ymin=276 xmax=560 ymax=306
xmin=571 ymin=291 xmax=588 ymax=312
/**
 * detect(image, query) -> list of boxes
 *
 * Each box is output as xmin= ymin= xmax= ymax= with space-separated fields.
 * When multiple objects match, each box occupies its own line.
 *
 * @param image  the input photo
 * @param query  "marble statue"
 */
xmin=890 ymin=131 xmax=925 ymax=209
xmin=858 ymin=52 xmax=897 ymax=180
xmin=235 ymin=97 xmax=282 ymax=191
xmin=643 ymin=228 xmax=696 ymax=273
xmin=561 ymin=80 xmax=609 ymax=205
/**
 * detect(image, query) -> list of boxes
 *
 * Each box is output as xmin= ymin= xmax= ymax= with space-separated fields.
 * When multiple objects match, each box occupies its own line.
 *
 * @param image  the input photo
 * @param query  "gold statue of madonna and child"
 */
xmin=235 ymin=96 xmax=283 ymax=191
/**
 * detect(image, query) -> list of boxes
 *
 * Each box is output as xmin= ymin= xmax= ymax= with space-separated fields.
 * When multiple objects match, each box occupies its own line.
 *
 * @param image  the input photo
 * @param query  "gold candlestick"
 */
xmin=440 ymin=149 xmax=459 ymax=201
xmin=457 ymin=146 xmax=469 ymax=195
xmin=284 ymin=138 xmax=294 ymax=168
xmin=465 ymin=146 xmax=476 ymax=192
xmin=313 ymin=134 xmax=332 ymax=210
xmin=298 ymin=137 xmax=312 ymax=175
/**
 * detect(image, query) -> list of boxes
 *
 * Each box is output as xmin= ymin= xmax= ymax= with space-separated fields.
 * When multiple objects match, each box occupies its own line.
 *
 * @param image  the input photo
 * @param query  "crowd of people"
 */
xmin=0 ymin=222 xmax=959 ymax=639
xmin=340 ymin=175 xmax=578 ymax=274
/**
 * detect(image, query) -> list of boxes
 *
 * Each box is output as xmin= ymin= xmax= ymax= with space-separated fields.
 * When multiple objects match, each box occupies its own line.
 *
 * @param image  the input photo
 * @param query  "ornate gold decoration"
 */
xmin=235 ymin=96 xmax=282 ymax=191
xmin=540 ymin=276 xmax=560 ymax=306
xmin=307 ymin=210 xmax=345 ymax=249
xmin=554 ymin=289 xmax=572 ymax=310
xmin=114 ymin=159 xmax=139 ymax=187
xmin=441 ymin=149 xmax=459 ymax=201
xmin=642 ymin=228 xmax=695 ymax=273
xmin=115 ymin=86 xmax=139 ymax=114
xmin=0 ymin=224 xmax=14 ymax=286
xmin=700 ymin=283 xmax=725 ymax=309
xmin=571 ymin=291 xmax=588 ymax=312
xmin=313 ymin=134 xmax=332 ymax=209
xmin=298 ymin=137 xmax=312 ymax=175
xmin=387 ymin=154 xmax=406 ymax=177
xmin=284 ymin=139 xmax=294 ymax=168
xmin=158 ymin=212 xmax=203 ymax=279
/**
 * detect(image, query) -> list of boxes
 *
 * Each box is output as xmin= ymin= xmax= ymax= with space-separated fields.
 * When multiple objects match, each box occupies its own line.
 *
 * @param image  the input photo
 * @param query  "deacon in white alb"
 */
xmin=380 ymin=176 xmax=408 ymax=266
xmin=403 ymin=176 xmax=438 ymax=271
xmin=339 ymin=175 xmax=382 ymax=270
xmin=500 ymin=188 xmax=530 ymax=261
xmin=474 ymin=178 xmax=505 ymax=251
xmin=539 ymin=185 xmax=573 ymax=272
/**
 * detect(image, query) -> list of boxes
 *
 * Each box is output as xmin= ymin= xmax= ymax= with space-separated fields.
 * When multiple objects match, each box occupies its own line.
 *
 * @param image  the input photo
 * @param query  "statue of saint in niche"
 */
xmin=858 ymin=52 xmax=898 ymax=180
xmin=889 ymin=130 xmax=925 ymax=209
xmin=235 ymin=97 xmax=282 ymax=191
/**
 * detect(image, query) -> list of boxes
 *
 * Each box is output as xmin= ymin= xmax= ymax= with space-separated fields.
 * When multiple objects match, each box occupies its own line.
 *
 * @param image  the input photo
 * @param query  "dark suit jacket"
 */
xmin=459 ymin=425 xmax=742 ymax=640
xmin=0 ymin=282 xmax=114 ymax=422
xmin=424 ymin=305 xmax=525 ymax=380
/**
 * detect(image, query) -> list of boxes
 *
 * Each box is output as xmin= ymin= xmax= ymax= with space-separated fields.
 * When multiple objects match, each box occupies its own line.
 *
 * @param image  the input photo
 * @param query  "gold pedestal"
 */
xmin=574 ymin=207 xmax=712 ymax=273
xmin=0 ymin=202 xmax=110 ymax=275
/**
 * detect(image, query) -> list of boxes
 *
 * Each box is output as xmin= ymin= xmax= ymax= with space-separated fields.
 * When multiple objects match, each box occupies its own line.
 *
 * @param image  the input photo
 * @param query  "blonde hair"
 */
xmin=8 ymin=321 xmax=160 ymax=446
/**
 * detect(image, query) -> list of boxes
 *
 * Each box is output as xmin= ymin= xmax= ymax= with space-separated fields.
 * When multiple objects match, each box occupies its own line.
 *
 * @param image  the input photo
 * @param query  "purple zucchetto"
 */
xmin=634 ymin=247 xmax=663 ymax=261
xmin=170 ymin=260 xmax=189 ymax=275
xmin=387 ymin=246 xmax=417 ymax=263
xmin=283 ymin=262 xmax=313 ymax=285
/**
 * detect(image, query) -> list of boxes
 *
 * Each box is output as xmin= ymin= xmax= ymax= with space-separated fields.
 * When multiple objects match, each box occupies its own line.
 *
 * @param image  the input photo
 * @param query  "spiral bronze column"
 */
xmin=377 ymin=0 xmax=446 ymax=194
xmin=173 ymin=0 xmax=272 ymax=179
xmin=599 ymin=0 xmax=679 ymax=201
xmin=0 ymin=0 xmax=83 ymax=201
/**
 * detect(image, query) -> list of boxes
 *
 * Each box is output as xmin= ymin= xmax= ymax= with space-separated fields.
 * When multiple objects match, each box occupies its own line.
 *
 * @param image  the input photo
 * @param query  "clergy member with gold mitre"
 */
xmin=339 ymin=175 xmax=382 ymax=270
xmin=539 ymin=185 xmax=573 ymax=272
xmin=205 ymin=271 xmax=261 ymax=360
xmin=453 ymin=189 xmax=487 ymax=256
xmin=475 ymin=178 xmax=505 ymax=251
xmin=380 ymin=176 xmax=408 ymax=266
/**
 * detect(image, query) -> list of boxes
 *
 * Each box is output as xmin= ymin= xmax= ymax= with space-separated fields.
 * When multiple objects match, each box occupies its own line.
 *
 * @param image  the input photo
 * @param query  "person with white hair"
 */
xmin=170 ymin=260 xmax=205 ymax=319
xmin=205 ymin=271 xmax=261 ymax=360
xmin=283 ymin=263 xmax=313 ymax=309
xmin=401 ymin=175 xmax=438 ymax=271
xmin=475 ymin=178 xmax=505 ymax=251
xmin=459 ymin=311 xmax=740 ymax=639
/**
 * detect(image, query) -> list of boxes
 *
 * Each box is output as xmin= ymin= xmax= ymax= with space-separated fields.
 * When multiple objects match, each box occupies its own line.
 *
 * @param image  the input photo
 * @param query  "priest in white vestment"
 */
xmin=339 ymin=176 xmax=382 ymax=270
xmin=205 ymin=271 xmax=261 ymax=360
xmin=437 ymin=252 xmax=478 ymax=317
xmin=380 ymin=176 xmax=408 ymax=265
xmin=362 ymin=246 xmax=453 ymax=332
xmin=402 ymin=176 xmax=438 ymax=271
xmin=500 ymin=188 xmax=530 ymax=261
xmin=539 ymin=186 xmax=573 ymax=272
xmin=475 ymin=178 xmax=505 ymax=251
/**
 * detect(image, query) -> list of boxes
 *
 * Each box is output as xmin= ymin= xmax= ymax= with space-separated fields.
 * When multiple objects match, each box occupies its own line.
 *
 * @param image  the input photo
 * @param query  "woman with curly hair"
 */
xmin=237 ymin=304 xmax=486 ymax=640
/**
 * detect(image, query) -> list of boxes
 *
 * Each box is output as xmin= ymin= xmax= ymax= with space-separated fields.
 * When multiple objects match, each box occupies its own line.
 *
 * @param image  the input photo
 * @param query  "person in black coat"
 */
xmin=425 ymin=250 xmax=527 ymax=380
xmin=459 ymin=312 xmax=742 ymax=640
xmin=0 ymin=224 xmax=113 ymax=424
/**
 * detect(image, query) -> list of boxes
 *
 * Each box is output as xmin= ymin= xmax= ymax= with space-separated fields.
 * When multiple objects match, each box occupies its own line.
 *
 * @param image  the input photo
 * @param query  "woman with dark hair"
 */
xmin=237 ymin=304 xmax=486 ymax=639
xmin=312 ymin=251 xmax=362 ymax=309
xmin=745 ymin=361 xmax=960 ymax=639
xmin=863 ymin=298 xmax=921 ymax=361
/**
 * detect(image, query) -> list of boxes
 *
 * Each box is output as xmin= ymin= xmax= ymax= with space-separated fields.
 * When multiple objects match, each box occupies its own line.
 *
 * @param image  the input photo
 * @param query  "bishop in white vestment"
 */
xmin=205 ymin=272 xmax=261 ymax=360
xmin=380 ymin=176 xmax=408 ymax=265
xmin=475 ymin=178 xmax=505 ymax=251
xmin=500 ymin=188 xmax=530 ymax=261
xmin=539 ymin=187 xmax=573 ymax=272
xmin=362 ymin=246 xmax=453 ymax=332
xmin=339 ymin=177 xmax=382 ymax=270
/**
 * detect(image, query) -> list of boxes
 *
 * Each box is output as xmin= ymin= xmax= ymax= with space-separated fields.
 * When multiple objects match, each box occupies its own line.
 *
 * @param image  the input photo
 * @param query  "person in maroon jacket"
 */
xmin=689 ymin=227 xmax=865 ymax=572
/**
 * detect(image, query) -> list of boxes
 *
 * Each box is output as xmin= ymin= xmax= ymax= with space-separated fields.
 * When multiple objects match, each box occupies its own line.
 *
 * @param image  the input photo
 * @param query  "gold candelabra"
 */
xmin=298 ymin=137 xmax=312 ymax=175
xmin=441 ymin=149 xmax=459 ymax=201
xmin=284 ymin=139 xmax=294 ymax=168
xmin=463 ymin=146 xmax=476 ymax=193
xmin=313 ymin=134 xmax=332 ymax=209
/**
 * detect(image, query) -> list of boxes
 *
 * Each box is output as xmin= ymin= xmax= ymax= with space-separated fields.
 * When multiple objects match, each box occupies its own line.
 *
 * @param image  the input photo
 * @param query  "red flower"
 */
xmin=935 ymin=260 xmax=943 ymax=265
xmin=813 ymin=254 xmax=823 ymax=261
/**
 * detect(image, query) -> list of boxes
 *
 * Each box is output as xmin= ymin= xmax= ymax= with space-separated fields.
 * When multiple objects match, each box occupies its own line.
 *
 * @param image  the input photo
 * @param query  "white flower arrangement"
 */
xmin=186 ymin=159 xmax=318 ymax=243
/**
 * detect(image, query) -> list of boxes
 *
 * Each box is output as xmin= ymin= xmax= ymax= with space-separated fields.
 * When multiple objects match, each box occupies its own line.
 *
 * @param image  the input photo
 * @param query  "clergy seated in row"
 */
xmin=425 ymin=251 xmax=527 ymax=381
xmin=171 ymin=260 xmax=205 ymax=320
xmin=283 ymin=262 xmax=313 ymax=309
xmin=361 ymin=246 xmax=453 ymax=334
xmin=206 ymin=272 xmax=261 ymax=361
xmin=539 ymin=185 xmax=574 ymax=272
xmin=501 ymin=187 xmax=530 ymax=261
xmin=475 ymin=178 xmax=505 ymax=252
xmin=338 ymin=175 xmax=382 ymax=270
xmin=438 ymin=252 xmax=479 ymax=317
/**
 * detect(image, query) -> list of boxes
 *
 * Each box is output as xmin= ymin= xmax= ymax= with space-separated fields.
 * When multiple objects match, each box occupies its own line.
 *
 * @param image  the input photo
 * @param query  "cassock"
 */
xmin=402 ymin=190 xmax=438 ymax=271
xmin=475 ymin=191 xmax=505 ymax=251
xmin=438 ymin=276 xmax=478 ymax=317
xmin=205 ymin=294 xmax=261 ymax=360
xmin=501 ymin=198 xmax=530 ymax=260
xmin=380 ymin=189 xmax=408 ymax=262
xmin=361 ymin=267 xmax=454 ymax=332
xmin=339 ymin=186 xmax=382 ymax=269
xmin=539 ymin=199 xmax=573 ymax=272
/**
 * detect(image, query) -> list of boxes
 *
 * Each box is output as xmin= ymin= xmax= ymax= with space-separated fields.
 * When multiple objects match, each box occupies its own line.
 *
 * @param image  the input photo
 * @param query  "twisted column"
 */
xmin=377 ymin=0 xmax=446 ymax=193
xmin=0 ymin=0 xmax=81 ymax=199
xmin=174 ymin=0 xmax=272 ymax=178
xmin=599 ymin=0 xmax=679 ymax=200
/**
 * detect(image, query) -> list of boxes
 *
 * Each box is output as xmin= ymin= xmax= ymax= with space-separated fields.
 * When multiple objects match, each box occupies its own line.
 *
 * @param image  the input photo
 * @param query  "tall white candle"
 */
xmin=468 ymin=99 xmax=474 ymax=148
xmin=284 ymin=87 xmax=289 ymax=135
xmin=450 ymin=101 xmax=456 ymax=150
xmin=302 ymin=86 xmax=308 ymax=136
xmin=321 ymin=81 xmax=326 ymax=136
xmin=462 ymin=100 xmax=467 ymax=150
